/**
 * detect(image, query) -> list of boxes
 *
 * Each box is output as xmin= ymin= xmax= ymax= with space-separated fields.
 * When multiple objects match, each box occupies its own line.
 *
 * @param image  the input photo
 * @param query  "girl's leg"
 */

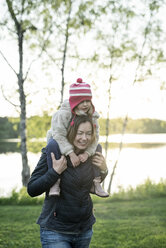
xmin=91 ymin=166 xmax=109 ymax=198
xmin=46 ymin=138 xmax=61 ymax=169
xmin=46 ymin=139 xmax=61 ymax=196
xmin=93 ymin=165 xmax=100 ymax=178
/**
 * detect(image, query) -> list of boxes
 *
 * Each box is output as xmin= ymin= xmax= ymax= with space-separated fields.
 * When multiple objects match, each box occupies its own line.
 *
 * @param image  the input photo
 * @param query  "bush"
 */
xmin=110 ymin=178 xmax=166 ymax=201
xmin=0 ymin=187 xmax=44 ymax=205
xmin=1 ymin=179 xmax=166 ymax=205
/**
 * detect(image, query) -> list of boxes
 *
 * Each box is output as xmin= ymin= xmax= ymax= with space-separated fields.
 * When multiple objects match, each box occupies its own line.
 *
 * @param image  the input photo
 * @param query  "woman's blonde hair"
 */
xmin=67 ymin=115 xmax=96 ymax=146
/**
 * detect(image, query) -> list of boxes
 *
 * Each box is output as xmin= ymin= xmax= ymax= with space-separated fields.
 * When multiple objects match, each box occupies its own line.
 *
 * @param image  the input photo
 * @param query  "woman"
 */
xmin=27 ymin=115 xmax=108 ymax=248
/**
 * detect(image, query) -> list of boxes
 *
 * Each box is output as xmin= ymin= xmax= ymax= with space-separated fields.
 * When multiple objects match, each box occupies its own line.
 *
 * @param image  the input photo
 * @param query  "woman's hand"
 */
xmin=92 ymin=152 xmax=108 ymax=172
xmin=51 ymin=153 xmax=67 ymax=174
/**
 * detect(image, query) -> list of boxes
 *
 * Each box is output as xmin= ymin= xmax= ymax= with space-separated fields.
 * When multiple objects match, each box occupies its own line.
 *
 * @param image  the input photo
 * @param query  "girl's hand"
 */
xmin=69 ymin=152 xmax=80 ymax=167
xmin=78 ymin=152 xmax=89 ymax=163
xmin=92 ymin=152 xmax=107 ymax=171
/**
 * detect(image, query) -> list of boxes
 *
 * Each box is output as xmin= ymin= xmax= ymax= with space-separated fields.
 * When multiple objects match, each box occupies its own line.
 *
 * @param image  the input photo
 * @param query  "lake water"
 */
xmin=0 ymin=134 xmax=166 ymax=196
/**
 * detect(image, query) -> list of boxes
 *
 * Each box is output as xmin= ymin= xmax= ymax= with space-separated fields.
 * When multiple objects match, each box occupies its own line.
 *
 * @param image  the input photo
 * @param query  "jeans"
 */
xmin=40 ymin=228 xmax=93 ymax=248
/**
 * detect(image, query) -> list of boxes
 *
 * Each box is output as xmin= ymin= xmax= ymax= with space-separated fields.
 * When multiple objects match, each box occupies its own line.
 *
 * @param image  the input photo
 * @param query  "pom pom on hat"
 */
xmin=69 ymin=78 xmax=92 ymax=112
xmin=77 ymin=78 xmax=83 ymax=83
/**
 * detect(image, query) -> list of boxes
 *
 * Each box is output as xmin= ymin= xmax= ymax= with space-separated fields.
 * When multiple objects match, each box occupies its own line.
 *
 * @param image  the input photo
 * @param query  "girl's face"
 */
xmin=73 ymin=121 xmax=92 ymax=152
xmin=75 ymin=100 xmax=91 ymax=113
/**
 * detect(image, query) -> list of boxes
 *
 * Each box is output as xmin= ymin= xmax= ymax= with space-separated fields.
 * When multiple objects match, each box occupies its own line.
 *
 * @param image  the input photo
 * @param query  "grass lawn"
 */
xmin=92 ymin=196 xmax=166 ymax=248
xmin=0 ymin=196 xmax=166 ymax=248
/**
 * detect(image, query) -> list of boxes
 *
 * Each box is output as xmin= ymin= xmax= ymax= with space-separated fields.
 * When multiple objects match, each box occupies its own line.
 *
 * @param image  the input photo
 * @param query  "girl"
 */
xmin=46 ymin=78 xmax=109 ymax=197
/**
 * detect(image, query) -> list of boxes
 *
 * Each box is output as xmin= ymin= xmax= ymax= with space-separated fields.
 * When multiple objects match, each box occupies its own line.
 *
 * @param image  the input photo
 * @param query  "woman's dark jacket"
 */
xmin=27 ymin=141 xmax=107 ymax=233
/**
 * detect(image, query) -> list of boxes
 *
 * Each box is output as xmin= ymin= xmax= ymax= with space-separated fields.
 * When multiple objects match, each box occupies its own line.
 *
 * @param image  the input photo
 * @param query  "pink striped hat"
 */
xmin=69 ymin=78 xmax=93 ymax=112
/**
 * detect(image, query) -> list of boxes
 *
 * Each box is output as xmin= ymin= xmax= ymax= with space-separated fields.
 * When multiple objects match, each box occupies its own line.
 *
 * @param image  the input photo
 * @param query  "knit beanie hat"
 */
xmin=69 ymin=78 xmax=93 ymax=112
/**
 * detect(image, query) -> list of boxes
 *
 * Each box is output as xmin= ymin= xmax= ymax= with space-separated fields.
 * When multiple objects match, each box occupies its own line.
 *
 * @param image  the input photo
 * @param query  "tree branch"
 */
xmin=6 ymin=0 xmax=20 ymax=31
xmin=0 ymin=84 xmax=20 ymax=111
xmin=24 ymin=24 xmax=54 ymax=82
xmin=0 ymin=50 xmax=18 ymax=76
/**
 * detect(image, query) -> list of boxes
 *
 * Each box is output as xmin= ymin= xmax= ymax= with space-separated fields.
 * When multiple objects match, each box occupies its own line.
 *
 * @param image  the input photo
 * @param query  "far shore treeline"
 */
xmin=0 ymin=116 xmax=166 ymax=140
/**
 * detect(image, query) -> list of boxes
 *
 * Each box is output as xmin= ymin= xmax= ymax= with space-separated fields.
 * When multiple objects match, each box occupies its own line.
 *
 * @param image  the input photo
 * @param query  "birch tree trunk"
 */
xmin=103 ymin=73 xmax=112 ymax=189
xmin=18 ymin=28 xmax=30 ymax=186
xmin=6 ymin=0 xmax=30 ymax=186
xmin=60 ymin=0 xmax=72 ymax=105
xmin=104 ymin=73 xmax=113 ymax=160
xmin=107 ymin=115 xmax=128 ymax=193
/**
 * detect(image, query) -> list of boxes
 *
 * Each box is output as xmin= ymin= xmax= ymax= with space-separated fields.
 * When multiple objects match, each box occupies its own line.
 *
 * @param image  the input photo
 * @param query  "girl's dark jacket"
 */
xmin=27 ymin=142 xmax=107 ymax=233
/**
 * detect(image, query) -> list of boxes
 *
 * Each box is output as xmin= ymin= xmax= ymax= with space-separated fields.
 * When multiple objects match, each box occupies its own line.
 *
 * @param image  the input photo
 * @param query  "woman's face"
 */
xmin=73 ymin=121 xmax=92 ymax=151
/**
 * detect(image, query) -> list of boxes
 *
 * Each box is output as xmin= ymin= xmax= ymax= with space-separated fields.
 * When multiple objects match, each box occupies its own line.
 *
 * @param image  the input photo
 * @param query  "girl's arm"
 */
xmin=51 ymin=111 xmax=74 ymax=156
